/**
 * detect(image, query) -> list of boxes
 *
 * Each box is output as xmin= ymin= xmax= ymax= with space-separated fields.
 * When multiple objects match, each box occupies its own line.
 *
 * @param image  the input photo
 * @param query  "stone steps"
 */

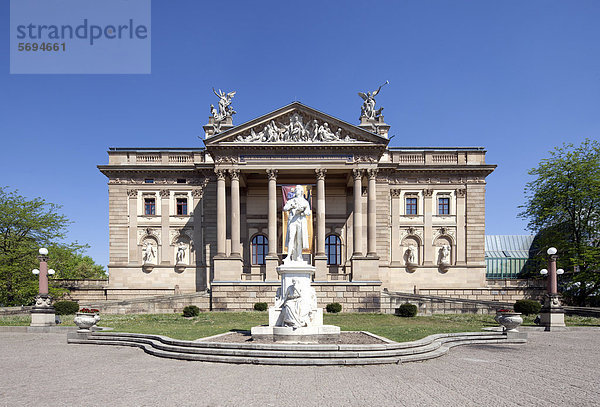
xmin=68 ymin=331 xmax=525 ymax=365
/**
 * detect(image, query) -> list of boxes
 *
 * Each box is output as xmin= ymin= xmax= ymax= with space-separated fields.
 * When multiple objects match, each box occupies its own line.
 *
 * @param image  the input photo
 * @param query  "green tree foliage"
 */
xmin=519 ymin=139 xmax=600 ymax=305
xmin=0 ymin=187 xmax=105 ymax=306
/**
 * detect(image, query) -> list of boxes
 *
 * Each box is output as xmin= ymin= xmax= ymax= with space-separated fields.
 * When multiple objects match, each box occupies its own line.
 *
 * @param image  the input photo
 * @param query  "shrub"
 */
xmin=514 ymin=299 xmax=542 ymax=316
xmin=182 ymin=305 xmax=199 ymax=317
xmin=253 ymin=302 xmax=268 ymax=311
xmin=53 ymin=300 xmax=79 ymax=315
xmin=396 ymin=303 xmax=418 ymax=317
xmin=326 ymin=302 xmax=342 ymax=313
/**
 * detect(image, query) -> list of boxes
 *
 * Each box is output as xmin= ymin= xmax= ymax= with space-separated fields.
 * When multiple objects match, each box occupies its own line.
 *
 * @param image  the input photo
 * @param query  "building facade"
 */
xmin=98 ymin=102 xmax=496 ymax=310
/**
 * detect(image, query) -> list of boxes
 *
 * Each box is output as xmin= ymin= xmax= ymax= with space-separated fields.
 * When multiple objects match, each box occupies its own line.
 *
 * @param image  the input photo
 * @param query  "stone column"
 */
xmin=456 ymin=188 xmax=466 ymax=264
xmin=266 ymin=169 xmax=278 ymax=256
xmin=423 ymin=189 xmax=434 ymax=264
xmin=314 ymin=168 xmax=328 ymax=281
xmin=127 ymin=189 xmax=138 ymax=263
xmin=215 ymin=170 xmax=226 ymax=256
xmin=352 ymin=169 xmax=364 ymax=257
xmin=230 ymin=169 xmax=241 ymax=257
xmin=160 ymin=189 xmax=170 ymax=264
xmin=367 ymin=169 xmax=378 ymax=257
xmin=265 ymin=169 xmax=279 ymax=281
xmin=315 ymin=169 xmax=327 ymax=256
xmin=192 ymin=187 xmax=206 ymax=289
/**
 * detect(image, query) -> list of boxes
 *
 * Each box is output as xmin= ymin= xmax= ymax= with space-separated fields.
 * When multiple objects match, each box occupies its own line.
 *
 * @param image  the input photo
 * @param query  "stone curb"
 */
xmin=67 ymin=330 xmax=526 ymax=366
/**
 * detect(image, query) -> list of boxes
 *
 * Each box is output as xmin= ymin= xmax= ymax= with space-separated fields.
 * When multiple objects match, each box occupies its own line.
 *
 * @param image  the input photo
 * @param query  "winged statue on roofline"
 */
xmin=358 ymin=80 xmax=389 ymax=120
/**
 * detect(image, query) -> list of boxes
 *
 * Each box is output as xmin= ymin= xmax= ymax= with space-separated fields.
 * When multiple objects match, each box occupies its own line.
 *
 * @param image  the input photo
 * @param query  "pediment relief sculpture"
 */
xmin=234 ymin=113 xmax=357 ymax=143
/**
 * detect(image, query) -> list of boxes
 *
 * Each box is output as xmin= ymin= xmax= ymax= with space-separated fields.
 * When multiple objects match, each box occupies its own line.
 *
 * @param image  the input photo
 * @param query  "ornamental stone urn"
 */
xmin=74 ymin=312 xmax=100 ymax=332
xmin=495 ymin=312 xmax=523 ymax=332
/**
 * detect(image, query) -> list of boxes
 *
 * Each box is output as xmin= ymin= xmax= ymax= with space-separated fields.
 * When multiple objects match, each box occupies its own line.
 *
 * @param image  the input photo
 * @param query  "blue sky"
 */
xmin=1 ymin=1 xmax=599 ymax=268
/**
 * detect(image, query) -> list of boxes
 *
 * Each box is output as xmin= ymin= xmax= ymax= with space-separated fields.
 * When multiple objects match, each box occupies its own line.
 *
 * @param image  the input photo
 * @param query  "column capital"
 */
xmin=159 ymin=189 xmax=170 ymax=198
xmin=423 ymin=188 xmax=434 ymax=197
xmin=315 ymin=168 xmax=327 ymax=180
xmin=266 ymin=169 xmax=278 ymax=180
xmin=352 ymin=168 xmax=364 ymax=180
xmin=367 ymin=168 xmax=378 ymax=180
xmin=229 ymin=169 xmax=240 ymax=181
xmin=127 ymin=189 xmax=138 ymax=198
xmin=215 ymin=169 xmax=226 ymax=181
xmin=192 ymin=188 xmax=204 ymax=198
xmin=456 ymin=188 xmax=467 ymax=197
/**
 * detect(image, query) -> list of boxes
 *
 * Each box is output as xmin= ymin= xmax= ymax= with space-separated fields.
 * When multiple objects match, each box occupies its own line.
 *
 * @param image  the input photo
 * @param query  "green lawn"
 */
xmin=2 ymin=312 xmax=599 ymax=342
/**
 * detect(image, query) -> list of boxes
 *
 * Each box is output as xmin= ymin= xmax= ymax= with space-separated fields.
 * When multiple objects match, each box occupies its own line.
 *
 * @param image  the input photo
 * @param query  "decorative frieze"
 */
xmin=234 ymin=113 xmax=356 ymax=143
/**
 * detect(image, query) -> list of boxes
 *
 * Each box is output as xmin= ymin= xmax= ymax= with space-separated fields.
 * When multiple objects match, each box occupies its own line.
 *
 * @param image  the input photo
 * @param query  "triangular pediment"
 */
xmin=203 ymin=102 xmax=389 ymax=147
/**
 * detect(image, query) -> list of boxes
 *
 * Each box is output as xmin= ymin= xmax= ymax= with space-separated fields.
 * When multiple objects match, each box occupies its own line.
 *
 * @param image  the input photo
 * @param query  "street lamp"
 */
xmin=538 ymin=246 xmax=566 ymax=330
xmin=30 ymin=247 xmax=57 ymax=327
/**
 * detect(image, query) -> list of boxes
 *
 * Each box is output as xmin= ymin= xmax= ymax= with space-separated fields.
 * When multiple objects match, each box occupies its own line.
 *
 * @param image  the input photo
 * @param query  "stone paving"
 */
xmin=1 ymin=330 xmax=599 ymax=406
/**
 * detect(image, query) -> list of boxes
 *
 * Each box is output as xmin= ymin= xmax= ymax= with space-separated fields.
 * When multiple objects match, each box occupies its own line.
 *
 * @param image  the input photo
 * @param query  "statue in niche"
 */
xmin=211 ymin=88 xmax=236 ymax=121
xmin=142 ymin=241 xmax=156 ymax=264
xmin=405 ymin=245 xmax=417 ymax=266
xmin=278 ymin=278 xmax=315 ymax=328
xmin=176 ymin=242 xmax=186 ymax=265
xmin=283 ymin=185 xmax=312 ymax=264
xmin=358 ymin=80 xmax=389 ymax=120
xmin=438 ymin=244 xmax=451 ymax=267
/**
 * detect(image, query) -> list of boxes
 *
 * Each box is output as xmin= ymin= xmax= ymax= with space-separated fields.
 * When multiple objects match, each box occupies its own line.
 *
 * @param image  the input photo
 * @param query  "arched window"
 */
xmin=325 ymin=234 xmax=342 ymax=265
xmin=251 ymin=234 xmax=268 ymax=265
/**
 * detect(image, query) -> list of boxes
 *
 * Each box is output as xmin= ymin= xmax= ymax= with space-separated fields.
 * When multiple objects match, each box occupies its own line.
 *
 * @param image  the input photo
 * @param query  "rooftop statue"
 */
xmin=211 ymin=88 xmax=236 ymax=122
xmin=358 ymin=80 xmax=389 ymax=120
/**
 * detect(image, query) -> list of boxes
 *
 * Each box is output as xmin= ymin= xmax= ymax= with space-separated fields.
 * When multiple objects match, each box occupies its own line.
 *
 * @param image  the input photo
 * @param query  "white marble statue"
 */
xmin=405 ymin=245 xmax=417 ymax=266
xmin=438 ymin=244 xmax=451 ymax=267
xmin=358 ymin=80 xmax=389 ymax=120
xmin=279 ymin=278 xmax=314 ymax=328
xmin=283 ymin=185 xmax=312 ymax=264
xmin=143 ymin=241 xmax=156 ymax=264
xmin=212 ymin=88 xmax=236 ymax=121
xmin=176 ymin=242 xmax=186 ymax=264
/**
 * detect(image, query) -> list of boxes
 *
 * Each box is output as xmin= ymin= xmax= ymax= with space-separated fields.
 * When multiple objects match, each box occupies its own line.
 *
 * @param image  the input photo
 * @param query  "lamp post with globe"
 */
xmin=539 ymin=247 xmax=566 ymax=330
xmin=30 ymin=248 xmax=57 ymax=327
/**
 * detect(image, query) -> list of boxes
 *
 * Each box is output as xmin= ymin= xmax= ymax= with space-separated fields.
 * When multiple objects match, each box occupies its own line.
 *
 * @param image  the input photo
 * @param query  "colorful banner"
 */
xmin=281 ymin=184 xmax=313 ymax=255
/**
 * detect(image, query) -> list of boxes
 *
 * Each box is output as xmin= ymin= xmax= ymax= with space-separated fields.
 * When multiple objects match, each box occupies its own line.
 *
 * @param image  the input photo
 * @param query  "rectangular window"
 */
xmin=176 ymin=198 xmax=188 ymax=216
xmin=144 ymin=179 xmax=154 ymax=184
xmin=438 ymin=197 xmax=450 ymax=215
xmin=144 ymin=197 xmax=156 ymax=215
xmin=405 ymin=197 xmax=418 ymax=215
xmin=176 ymin=178 xmax=186 ymax=184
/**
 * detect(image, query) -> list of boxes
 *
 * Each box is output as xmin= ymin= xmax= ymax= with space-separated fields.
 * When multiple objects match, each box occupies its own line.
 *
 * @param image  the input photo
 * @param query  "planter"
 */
xmin=495 ymin=312 xmax=523 ymax=332
xmin=74 ymin=312 xmax=100 ymax=332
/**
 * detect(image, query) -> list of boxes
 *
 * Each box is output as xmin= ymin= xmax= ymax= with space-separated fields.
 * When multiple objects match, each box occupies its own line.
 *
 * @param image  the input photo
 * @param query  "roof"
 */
xmin=485 ymin=235 xmax=535 ymax=258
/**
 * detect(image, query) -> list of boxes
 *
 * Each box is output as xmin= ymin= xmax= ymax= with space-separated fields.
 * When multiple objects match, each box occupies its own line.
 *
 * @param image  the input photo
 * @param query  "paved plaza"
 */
xmin=1 ymin=330 xmax=599 ymax=406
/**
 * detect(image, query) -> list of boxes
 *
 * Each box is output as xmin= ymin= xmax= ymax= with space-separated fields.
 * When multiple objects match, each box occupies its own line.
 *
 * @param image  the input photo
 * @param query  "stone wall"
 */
xmin=381 ymin=292 xmax=508 ymax=315
xmin=81 ymin=292 xmax=210 ymax=314
xmin=210 ymin=282 xmax=382 ymax=312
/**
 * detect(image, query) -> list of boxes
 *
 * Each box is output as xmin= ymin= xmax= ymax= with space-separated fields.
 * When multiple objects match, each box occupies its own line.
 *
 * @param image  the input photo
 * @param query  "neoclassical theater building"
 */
xmin=98 ymin=95 xmax=496 ymax=311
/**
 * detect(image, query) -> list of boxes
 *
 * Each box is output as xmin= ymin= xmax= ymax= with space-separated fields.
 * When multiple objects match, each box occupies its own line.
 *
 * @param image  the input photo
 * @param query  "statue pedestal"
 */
xmin=251 ymin=261 xmax=340 ymax=343
xmin=539 ymin=294 xmax=566 ymax=331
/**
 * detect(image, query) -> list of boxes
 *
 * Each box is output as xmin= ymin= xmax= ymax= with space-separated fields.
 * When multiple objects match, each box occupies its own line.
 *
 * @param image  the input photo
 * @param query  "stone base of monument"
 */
xmin=30 ymin=307 xmax=56 ymax=327
xmin=250 ymin=261 xmax=341 ymax=343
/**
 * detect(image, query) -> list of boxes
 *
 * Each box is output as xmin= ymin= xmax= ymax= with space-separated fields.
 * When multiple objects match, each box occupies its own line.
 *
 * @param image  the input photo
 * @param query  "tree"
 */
xmin=0 ymin=187 xmax=105 ymax=306
xmin=519 ymin=139 xmax=600 ymax=306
